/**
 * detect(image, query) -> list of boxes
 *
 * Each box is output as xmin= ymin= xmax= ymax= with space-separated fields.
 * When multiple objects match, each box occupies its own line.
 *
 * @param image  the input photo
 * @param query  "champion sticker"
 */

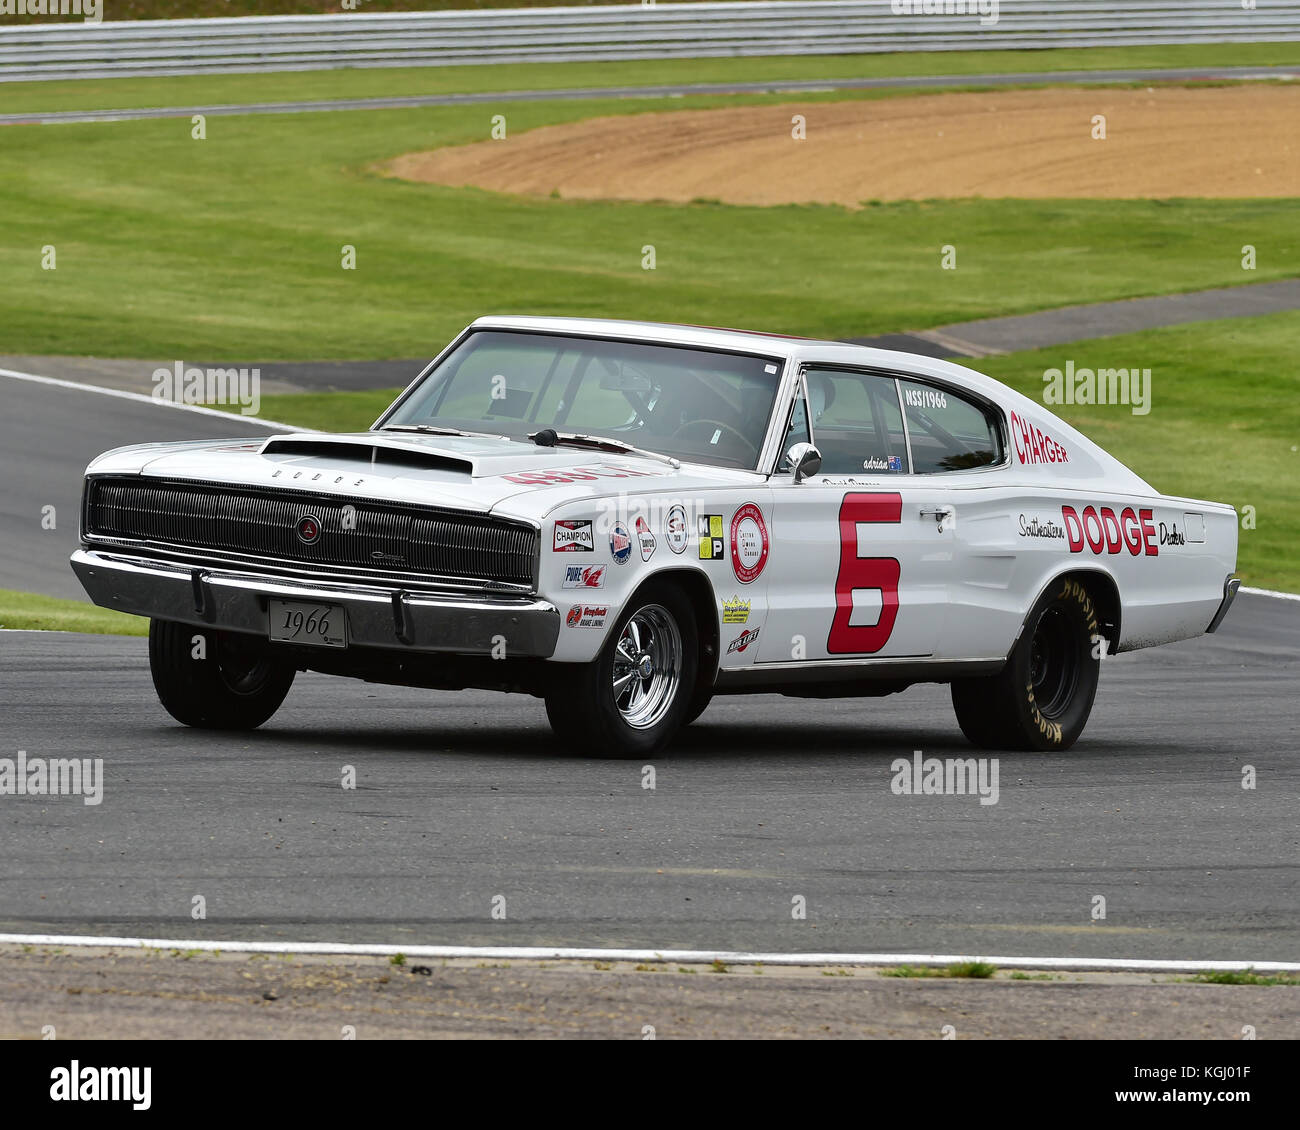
xmin=554 ymin=520 xmax=594 ymax=552
xmin=729 ymin=503 xmax=769 ymax=584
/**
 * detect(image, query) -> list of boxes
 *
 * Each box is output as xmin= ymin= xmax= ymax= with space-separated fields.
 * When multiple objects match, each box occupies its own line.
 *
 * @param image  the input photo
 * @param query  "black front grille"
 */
xmin=85 ymin=478 xmax=538 ymax=589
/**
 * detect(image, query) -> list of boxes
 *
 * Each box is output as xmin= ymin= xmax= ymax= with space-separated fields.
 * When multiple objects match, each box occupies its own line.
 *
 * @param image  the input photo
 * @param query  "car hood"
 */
xmin=85 ymin=431 xmax=755 ymax=519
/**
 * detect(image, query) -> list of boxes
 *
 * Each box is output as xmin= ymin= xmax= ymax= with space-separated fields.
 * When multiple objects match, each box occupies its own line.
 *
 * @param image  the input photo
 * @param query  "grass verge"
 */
xmin=2 ymin=90 xmax=1297 ymax=358
xmin=1186 ymin=970 xmax=1300 ymax=986
xmin=882 ymin=962 xmax=998 ymax=979
xmin=0 ymin=588 xmax=147 ymax=635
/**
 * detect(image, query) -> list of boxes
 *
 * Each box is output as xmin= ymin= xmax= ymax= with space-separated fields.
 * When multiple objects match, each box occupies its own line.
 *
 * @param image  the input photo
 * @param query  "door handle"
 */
xmin=919 ymin=506 xmax=955 ymax=530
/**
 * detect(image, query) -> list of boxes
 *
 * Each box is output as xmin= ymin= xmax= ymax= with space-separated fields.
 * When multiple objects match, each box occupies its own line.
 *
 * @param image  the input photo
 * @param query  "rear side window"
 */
xmin=899 ymin=379 xmax=1001 ymax=473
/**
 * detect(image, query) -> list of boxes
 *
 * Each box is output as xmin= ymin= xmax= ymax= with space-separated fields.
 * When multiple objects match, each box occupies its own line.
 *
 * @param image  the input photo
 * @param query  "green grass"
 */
xmin=1186 ymin=970 xmax=1300 ymax=986
xmin=6 ymin=42 xmax=1298 ymax=116
xmin=2 ymin=90 xmax=1297 ymax=360
xmin=254 ymin=389 xmax=400 ymax=433
xmin=0 ymin=588 xmax=147 ymax=635
xmin=882 ymin=962 xmax=998 ymax=978
xmin=977 ymin=312 xmax=1300 ymax=593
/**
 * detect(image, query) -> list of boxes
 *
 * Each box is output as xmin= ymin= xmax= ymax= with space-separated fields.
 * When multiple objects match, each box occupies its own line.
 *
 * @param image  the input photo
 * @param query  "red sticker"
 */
xmin=729 ymin=503 xmax=769 ymax=585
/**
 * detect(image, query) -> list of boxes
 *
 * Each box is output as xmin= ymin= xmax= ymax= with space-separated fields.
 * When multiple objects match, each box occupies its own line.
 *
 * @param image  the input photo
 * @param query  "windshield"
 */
xmin=382 ymin=330 xmax=785 ymax=470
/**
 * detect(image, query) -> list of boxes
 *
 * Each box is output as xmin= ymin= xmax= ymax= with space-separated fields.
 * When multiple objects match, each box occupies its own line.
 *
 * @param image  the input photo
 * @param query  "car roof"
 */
xmin=470 ymin=313 xmax=1011 ymax=401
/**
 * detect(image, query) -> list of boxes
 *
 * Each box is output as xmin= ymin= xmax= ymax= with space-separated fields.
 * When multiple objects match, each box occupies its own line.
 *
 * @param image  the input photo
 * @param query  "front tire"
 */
xmin=544 ymin=583 xmax=698 ymax=758
xmin=149 ymin=619 xmax=295 ymax=730
xmin=951 ymin=578 xmax=1102 ymax=751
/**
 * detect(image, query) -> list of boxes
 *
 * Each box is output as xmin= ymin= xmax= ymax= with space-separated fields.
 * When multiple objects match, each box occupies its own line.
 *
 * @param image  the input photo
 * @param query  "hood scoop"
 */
xmin=260 ymin=436 xmax=472 ymax=475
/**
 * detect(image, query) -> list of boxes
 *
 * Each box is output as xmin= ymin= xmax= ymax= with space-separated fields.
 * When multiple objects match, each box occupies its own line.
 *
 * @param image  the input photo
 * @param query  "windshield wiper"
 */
xmin=380 ymin=424 xmax=507 ymax=441
xmin=530 ymin=429 xmax=680 ymax=469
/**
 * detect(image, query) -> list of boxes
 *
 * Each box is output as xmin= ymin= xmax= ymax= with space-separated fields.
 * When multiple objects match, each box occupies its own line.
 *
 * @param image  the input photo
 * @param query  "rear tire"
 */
xmin=951 ymin=578 xmax=1102 ymax=751
xmin=544 ymin=583 xmax=697 ymax=758
xmin=149 ymin=619 xmax=295 ymax=730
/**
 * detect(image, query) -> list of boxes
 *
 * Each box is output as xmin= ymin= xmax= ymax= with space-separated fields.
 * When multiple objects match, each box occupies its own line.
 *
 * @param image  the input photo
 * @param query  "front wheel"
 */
xmin=951 ymin=578 xmax=1101 ymax=751
xmin=149 ymin=619 xmax=295 ymax=730
xmin=544 ymin=583 xmax=698 ymax=758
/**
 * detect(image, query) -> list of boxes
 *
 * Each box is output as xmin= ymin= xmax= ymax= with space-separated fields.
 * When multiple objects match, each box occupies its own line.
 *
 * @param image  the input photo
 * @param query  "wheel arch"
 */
xmin=635 ymin=566 xmax=719 ymax=692
xmin=1020 ymin=567 xmax=1122 ymax=657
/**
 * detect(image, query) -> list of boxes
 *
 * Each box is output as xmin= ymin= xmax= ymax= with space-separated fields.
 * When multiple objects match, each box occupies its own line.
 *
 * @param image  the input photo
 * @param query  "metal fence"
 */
xmin=2 ymin=1 xmax=1298 ymax=83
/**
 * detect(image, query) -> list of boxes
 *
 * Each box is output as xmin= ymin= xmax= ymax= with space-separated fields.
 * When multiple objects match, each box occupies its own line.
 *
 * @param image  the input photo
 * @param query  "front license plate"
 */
xmin=268 ymin=600 xmax=347 ymax=648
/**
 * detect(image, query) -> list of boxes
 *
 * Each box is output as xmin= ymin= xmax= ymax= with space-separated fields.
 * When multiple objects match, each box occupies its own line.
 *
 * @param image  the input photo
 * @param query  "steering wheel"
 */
xmin=670 ymin=419 xmax=758 ymax=461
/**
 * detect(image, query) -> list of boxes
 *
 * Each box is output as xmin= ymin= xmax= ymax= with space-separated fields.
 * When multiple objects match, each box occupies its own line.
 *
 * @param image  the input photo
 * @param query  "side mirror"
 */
xmin=786 ymin=442 xmax=822 ymax=483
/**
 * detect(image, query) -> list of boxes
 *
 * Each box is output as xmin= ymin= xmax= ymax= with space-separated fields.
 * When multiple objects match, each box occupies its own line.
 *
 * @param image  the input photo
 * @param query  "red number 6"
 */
xmin=828 ymin=492 xmax=901 ymax=654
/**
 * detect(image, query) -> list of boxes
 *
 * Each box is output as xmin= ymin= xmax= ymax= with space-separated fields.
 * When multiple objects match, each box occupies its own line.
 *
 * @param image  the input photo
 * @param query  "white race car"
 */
xmin=72 ymin=316 xmax=1240 ymax=756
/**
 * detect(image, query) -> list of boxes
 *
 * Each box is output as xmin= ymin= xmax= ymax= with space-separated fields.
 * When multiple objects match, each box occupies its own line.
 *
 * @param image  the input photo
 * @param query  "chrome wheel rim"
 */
xmin=611 ymin=604 xmax=682 ymax=730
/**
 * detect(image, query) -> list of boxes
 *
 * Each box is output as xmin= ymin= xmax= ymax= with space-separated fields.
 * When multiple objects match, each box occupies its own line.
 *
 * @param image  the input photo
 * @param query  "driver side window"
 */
xmin=802 ymin=368 xmax=908 ymax=475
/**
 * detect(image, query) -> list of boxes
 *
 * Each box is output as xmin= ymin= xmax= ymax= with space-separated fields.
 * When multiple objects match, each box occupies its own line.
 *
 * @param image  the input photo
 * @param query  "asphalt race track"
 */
xmin=0 ymin=374 xmax=292 ymax=601
xmin=1 ymin=592 xmax=1295 ymax=960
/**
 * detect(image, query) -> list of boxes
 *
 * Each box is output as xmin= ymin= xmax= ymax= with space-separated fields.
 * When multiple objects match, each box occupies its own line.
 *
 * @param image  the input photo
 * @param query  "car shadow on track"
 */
xmin=140 ymin=715 xmax=1188 ymax=763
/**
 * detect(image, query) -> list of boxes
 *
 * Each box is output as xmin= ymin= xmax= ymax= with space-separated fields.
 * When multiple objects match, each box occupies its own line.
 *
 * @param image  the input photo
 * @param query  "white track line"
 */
xmin=1240 ymin=585 xmax=1300 ymax=601
xmin=0 ymin=367 xmax=307 ymax=431
xmin=1 ymin=933 xmax=1296 ymax=973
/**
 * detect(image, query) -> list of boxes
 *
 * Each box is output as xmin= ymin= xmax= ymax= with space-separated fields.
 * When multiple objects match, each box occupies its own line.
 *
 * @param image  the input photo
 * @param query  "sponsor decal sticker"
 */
xmin=729 ymin=503 xmax=769 ymax=584
xmin=1018 ymin=514 xmax=1066 ymax=540
xmin=635 ymin=516 xmax=656 ymax=561
xmin=698 ymin=514 xmax=725 ymax=561
xmin=566 ymin=604 xmax=610 ymax=629
xmin=1061 ymin=504 xmax=1157 ymax=557
xmin=721 ymin=595 xmax=751 ymax=624
xmin=727 ymin=627 xmax=761 ymax=654
xmin=1009 ymin=410 xmax=1069 ymax=467
xmin=563 ymin=565 xmax=607 ymax=589
xmin=609 ymin=522 xmax=633 ymax=565
xmin=904 ymin=387 xmax=948 ymax=410
xmin=665 ymin=505 xmax=689 ymax=554
xmin=554 ymin=519 xmax=594 ymax=552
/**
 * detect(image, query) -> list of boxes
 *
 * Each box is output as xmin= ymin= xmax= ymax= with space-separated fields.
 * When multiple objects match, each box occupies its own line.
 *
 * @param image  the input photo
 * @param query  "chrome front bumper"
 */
xmin=71 ymin=548 xmax=561 ymax=657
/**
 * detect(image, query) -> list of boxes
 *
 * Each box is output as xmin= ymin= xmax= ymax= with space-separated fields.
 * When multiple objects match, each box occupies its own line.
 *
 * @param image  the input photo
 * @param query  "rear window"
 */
xmin=898 ymin=379 xmax=1001 ymax=473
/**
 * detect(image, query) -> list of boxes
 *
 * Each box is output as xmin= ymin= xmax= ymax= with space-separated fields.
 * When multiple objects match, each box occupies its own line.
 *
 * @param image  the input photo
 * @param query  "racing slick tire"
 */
xmin=149 ymin=619 xmax=296 ymax=730
xmin=950 ymin=577 xmax=1102 ymax=752
xmin=545 ymin=582 xmax=698 ymax=758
